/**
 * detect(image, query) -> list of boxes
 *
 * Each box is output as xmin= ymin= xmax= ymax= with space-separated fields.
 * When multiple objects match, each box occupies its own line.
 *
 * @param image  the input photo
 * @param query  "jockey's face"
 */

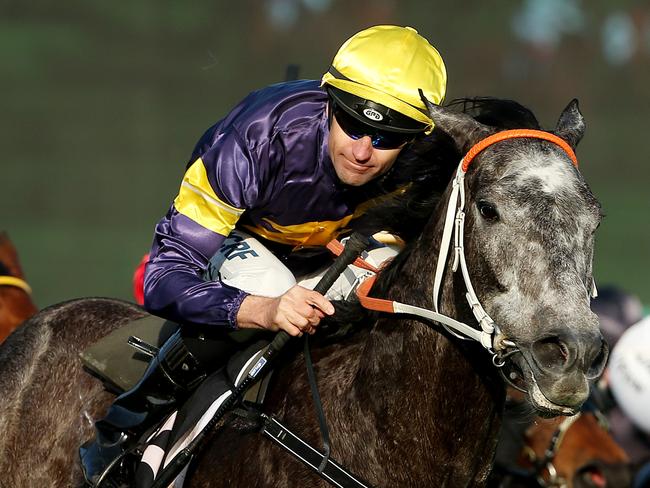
xmin=328 ymin=114 xmax=404 ymax=186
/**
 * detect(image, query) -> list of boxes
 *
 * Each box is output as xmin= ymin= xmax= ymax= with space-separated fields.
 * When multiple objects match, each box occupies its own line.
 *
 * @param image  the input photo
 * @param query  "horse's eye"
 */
xmin=478 ymin=202 xmax=499 ymax=221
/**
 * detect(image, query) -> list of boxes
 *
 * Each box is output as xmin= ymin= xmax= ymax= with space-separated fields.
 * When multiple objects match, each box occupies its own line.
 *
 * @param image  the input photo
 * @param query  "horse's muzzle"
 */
xmin=514 ymin=327 xmax=609 ymax=413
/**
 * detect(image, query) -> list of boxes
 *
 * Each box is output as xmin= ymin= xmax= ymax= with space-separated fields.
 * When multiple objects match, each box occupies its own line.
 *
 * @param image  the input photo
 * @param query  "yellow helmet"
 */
xmin=322 ymin=25 xmax=447 ymax=134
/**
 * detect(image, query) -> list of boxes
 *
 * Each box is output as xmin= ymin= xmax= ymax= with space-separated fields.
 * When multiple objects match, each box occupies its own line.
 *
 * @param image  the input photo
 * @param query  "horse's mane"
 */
xmin=451 ymin=97 xmax=541 ymax=130
xmin=328 ymin=97 xmax=541 ymax=331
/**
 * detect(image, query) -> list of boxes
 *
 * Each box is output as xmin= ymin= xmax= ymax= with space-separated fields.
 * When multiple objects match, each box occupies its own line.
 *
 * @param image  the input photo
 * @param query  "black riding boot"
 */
xmin=79 ymin=330 xmax=206 ymax=486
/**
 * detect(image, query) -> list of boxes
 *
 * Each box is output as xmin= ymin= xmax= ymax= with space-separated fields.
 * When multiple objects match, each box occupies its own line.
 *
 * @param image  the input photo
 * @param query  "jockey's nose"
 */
xmin=351 ymin=136 xmax=373 ymax=162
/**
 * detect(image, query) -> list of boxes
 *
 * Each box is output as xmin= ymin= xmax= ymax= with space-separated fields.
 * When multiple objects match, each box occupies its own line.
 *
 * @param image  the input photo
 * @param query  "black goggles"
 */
xmin=333 ymin=105 xmax=418 ymax=150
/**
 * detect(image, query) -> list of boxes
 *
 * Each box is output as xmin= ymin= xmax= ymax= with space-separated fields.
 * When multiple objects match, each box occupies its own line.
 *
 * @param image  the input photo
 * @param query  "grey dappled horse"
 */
xmin=0 ymin=98 xmax=607 ymax=487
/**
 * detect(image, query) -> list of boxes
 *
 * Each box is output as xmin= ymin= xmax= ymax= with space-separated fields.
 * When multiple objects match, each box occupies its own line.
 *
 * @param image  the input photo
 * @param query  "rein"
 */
xmin=0 ymin=275 xmax=32 ymax=294
xmin=356 ymin=129 xmax=580 ymax=365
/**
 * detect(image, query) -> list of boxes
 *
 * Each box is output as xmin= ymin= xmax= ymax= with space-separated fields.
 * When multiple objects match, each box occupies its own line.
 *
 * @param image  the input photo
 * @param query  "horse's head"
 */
xmin=520 ymin=411 xmax=631 ymax=488
xmin=422 ymin=98 xmax=608 ymax=416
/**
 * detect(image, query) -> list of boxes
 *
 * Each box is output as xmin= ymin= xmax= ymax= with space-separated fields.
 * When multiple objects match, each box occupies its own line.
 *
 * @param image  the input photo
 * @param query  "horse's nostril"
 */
xmin=577 ymin=464 xmax=607 ymax=488
xmin=574 ymin=461 xmax=633 ymax=488
xmin=531 ymin=336 xmax=573 ymax=372
xmin=586 ymin=339 xmax=609 ymax=380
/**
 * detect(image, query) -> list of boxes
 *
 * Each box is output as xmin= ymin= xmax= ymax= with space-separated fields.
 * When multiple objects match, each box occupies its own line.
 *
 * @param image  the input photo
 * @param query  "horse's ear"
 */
xmin=554 ymin=99 xmax=585 ymax=150
xmin=419 ymin=89 xmax=492 ymax=154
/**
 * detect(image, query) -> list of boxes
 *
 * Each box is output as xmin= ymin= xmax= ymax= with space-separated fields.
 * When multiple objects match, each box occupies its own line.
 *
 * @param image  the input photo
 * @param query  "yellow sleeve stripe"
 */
xmin=174 ymin=158 xmax=244 ymax=236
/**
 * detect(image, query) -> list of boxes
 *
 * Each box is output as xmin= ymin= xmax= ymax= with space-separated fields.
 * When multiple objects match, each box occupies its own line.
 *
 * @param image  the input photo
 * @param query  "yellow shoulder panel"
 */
xmin=174 ymin=158 xmax=244 ymax=236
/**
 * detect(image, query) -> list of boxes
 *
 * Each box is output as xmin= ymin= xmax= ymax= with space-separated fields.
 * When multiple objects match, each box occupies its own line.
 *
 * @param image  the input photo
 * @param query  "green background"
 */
xmin=2 ymin=0 xmax=648 ymax=308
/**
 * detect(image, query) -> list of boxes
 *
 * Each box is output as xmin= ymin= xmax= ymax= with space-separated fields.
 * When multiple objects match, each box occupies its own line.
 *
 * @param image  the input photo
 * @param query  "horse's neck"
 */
xmin=360 ymin=282 xmax=505 ymax=416
xmin=353 ymin=218 xmax=504 ymax=465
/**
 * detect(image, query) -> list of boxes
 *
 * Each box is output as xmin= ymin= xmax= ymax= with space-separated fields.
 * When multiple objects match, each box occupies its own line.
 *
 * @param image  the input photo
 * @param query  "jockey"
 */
xmin=80 ymin=25 xmax=447 ymax=484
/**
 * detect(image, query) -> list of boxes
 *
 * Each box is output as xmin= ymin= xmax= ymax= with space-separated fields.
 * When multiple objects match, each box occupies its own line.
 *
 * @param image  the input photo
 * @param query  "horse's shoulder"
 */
xmin=0 ymin=298 xmax=147 ymax=368
xmin=35 ymin=296 xmax=145 ymax=333
xmin=38 ymin=296 xmax=144 ymax=317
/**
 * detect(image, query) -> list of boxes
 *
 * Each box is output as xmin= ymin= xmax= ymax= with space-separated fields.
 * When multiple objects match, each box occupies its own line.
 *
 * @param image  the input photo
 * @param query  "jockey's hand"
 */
xmin=236 ymin=285 xmax=334 ymax=336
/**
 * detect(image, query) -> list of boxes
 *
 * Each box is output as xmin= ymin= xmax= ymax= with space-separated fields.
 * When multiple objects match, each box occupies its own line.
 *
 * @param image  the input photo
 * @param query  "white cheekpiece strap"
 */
xmin=427 ymin=161 xmax=499 ymax=351
xmin=432 ymin=164 xmax=465 ymax=312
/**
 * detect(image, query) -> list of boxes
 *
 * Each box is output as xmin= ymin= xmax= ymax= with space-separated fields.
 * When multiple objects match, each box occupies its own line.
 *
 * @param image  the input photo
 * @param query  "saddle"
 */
xmin=79 ymin=315 xmax=281 ymax=488
xmin=80 ymin=314 xmax=373 ymax=488
xmin=79 ymin=314 xmax=273 ymax=403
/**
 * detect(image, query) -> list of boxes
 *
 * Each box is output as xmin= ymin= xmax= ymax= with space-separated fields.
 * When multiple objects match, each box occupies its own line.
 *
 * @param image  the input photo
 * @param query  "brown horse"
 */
xmin=492 ymin=391 xmax=632 ymax=488
xmin=0 ymin=97 xmax=608 ymax=487
xmin=0 ymin=231 xmax=38 ymax=342
xmin=520 ymin=409 xmax=631 ymax=488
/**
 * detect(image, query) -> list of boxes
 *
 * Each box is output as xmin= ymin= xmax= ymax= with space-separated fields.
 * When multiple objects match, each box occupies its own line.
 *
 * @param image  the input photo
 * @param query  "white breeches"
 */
xmin=205 ymin=230 xmax=398 ymax=300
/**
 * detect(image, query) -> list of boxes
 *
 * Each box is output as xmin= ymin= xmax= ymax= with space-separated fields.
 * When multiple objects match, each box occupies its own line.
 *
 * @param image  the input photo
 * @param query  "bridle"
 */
xmin=525 ymin=413 xmax=583 ymax=488
xmin=356 ymin=129 xmax=583 ymax=368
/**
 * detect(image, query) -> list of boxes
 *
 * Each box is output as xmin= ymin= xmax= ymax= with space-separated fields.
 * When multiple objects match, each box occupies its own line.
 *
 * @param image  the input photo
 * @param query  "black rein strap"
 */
xmin=304 ymin=233 xmax=371 ymax=473
xmin=304 ymin=334 xmax=331 ymax=473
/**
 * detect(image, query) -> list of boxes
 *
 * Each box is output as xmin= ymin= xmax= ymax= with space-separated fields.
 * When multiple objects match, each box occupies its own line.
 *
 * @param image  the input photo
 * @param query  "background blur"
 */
xmin=2 ymin=0 xmax=649 ymax=308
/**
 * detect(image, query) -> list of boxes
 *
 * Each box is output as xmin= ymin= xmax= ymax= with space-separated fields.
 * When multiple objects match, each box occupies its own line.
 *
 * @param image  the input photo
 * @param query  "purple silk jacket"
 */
xmin=144 ymin=80 xmax=388 ymax=329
